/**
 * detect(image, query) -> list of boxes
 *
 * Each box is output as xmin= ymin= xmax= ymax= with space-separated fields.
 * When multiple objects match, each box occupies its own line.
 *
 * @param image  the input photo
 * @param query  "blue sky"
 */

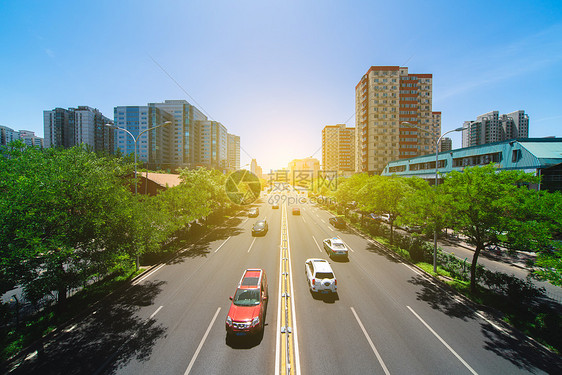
xmin=1 ymin=0 xmax=561 ymax=171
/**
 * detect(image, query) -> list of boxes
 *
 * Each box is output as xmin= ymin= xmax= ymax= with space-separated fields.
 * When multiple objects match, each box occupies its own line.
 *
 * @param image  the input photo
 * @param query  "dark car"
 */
xmin=248 ymin=207 xmax=259 ymax=217
xmin=251 ymin=219 xmax=268 ymax=236
xmin=292 ymin=207 xmax=300 ymax=215
xmin=329 ymin=216 xmax=346 ymax=229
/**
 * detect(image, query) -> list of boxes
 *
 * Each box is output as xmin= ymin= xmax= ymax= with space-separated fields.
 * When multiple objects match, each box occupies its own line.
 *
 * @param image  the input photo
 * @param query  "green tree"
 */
xmin=440 ymin=164 xmax=547 ymax=292
xmin=0 ymin=143 xmax=139 ymax=306
xmin=332 ymin=173 xmax=370 ymax=207
xmin=358 ymin=176 xmax=412 ymax=244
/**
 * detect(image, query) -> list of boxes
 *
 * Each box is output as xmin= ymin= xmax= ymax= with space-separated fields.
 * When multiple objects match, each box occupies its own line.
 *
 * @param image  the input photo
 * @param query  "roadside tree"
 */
xmin=440 ymin=164 xmax=550 ymax=292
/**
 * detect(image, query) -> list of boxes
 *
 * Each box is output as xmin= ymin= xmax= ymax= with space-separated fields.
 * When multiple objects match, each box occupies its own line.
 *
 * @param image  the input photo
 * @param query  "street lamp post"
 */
xmin=400 ymin=122 xmax=466 ymax=273
xmin=105 ymin=120 xmax=172 ymax=270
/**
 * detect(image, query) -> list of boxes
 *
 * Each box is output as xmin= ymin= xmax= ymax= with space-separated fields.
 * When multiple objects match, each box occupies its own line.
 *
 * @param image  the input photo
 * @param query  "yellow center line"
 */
xmin=275 ymin=203 xmax=300 ymax=375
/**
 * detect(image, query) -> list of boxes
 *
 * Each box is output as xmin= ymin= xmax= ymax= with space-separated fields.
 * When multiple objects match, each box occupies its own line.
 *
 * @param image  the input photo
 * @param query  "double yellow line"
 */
xmin=276 ymin=203 xmax=300 ymax=375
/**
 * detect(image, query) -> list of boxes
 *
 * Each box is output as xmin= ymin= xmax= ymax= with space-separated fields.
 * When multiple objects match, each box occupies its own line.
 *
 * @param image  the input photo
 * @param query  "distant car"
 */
xmin=225 ymin=269 xmax=268 ymax=337
xmin=272 ymin=203 xmax=279 ymax=209
xmin=292 ymin=207 xmax=300 ymax=215
xmin=251 ymin=219 xmax=268 ymax=236
xmin=404 ymin=225 xmax=422 ymax=233
xmin=329 ymin=216 xmax=346 ymax=229
xmin=248 ymin=207 xmax=259 ymax=217
xmin=323 ymin=237 xmax=349 ymax=259
xmin=304 ymin=259 xmax=337 ymax=294
xmin=369 ymin=213 xmax=390 ymax=223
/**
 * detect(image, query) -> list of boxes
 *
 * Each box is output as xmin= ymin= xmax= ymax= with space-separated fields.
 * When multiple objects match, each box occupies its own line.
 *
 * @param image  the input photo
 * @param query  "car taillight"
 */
xmin=312 ymin=278 xmax=315 ymax=285
xmin=335 ymin=279 xmax=337 ymax=286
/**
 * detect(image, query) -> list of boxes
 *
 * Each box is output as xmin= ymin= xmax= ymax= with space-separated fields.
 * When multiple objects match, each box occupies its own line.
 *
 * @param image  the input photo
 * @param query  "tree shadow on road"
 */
xmin=407 ymin=275 xmax=562 ymax=373
xmin=408 ymin=275 xmax=475 ymax=321
xmin=364 ymin=242 xmax=400 ymax=263
xmin=7 ymin=281 xmax=168 ymax=375
xmin=162 ymin=224 xmax=244 ymax=265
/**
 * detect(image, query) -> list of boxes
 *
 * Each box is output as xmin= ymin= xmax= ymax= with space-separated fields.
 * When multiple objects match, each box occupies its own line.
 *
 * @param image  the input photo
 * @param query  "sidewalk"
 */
xmin=441 ymin=233 xmax=535 ymax=271
xmin=438 ymin=232 xmax=562 ymax=303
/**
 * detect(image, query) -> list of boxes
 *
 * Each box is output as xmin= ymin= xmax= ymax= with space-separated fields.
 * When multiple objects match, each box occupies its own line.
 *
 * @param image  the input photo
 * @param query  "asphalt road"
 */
xmin=6 ymin=191 xmax=561 ymax=374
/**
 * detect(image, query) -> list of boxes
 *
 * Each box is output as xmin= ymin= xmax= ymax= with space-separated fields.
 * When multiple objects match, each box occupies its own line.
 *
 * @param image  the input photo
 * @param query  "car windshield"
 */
xmin=233 ymin=288 xmax=260 ymax=306
xmin=315 ymin=272 xmax=334 ymax=279
xmin=332 ymin=243 xmax=346 ymax=249
xmin=254 ymin=222 xmax=265 ymax=228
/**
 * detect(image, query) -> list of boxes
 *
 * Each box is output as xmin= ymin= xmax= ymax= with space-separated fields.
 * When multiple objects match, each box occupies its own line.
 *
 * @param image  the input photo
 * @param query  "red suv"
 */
xmin=225 ymin=269 xmax=268 ymax=337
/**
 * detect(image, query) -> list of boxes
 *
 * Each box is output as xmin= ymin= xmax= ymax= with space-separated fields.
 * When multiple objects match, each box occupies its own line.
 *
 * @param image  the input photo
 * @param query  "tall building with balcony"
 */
xmin=44 ymin=106 xmax=113 ymax=152
xmin=322 ymin=123 xmax=355 ymax=174
xmin=355 ymin=66 xmax=440 ymax=174
xmin=227 ymin=133 xmax=240 ymax=170
xmin=462 ymin=110 xmax=529 ymax=148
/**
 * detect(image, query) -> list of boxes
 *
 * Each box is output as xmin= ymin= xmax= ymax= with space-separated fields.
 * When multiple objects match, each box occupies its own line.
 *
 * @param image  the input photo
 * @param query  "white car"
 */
xmin=323 ymin=237 xmax=349 ymax=259
xmin=304 ymin=259 xmax=337 ymax=294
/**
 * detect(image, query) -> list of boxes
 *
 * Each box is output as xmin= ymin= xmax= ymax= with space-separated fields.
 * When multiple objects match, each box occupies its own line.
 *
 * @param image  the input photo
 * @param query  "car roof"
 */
xmin=238 ymin=269 xmax=263 ymax=289
xmin=329 ymin=237 xmax=344 ymax=244
xmin=305 ymin=258 xmax=333 ymax=272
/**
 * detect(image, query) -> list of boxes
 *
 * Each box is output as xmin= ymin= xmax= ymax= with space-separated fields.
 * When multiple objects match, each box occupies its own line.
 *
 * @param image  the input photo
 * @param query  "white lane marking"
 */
xmin=320 ymin=218 xmax=326 ymax=224
xmin=150 ymin=305 xmax=163 ymax=319
xmin=351 ymin=307 xmax=391 ymax=375
xmin=242 ymin=217 xmax=249 ymax=225
xmin=133 ymin=263 xmax=165 ymax=285
xmin=184 ymin=307 xmax=221 ymax=375
xmin=475 ymin=311 xmax=509 ymax=335
xmin=275 ymin=228 xmax=283 ymax=374
xmin=301 ymin=216 xmax=307 ymax=223
xmin=286 ymin=205 xmax=302 ymax=374
xmin=407 ymin=306 xmax=478 ymax=375
xmin=247 ymin=237 xmax=257 ymax=253
xmin=328 ymin=226 xmax=335 ymax=232
xmin=63 ymin=324 xmax=77 ymax=333
xmin=214 ymin=236 xmax=231 ymax=253
xmin=312 ymin=235 xmax=323 ymax=253
xmin=403 ymin=263 xmax=422 ymax=276
xmin=25 ymin=351 xmax=38 ymax=361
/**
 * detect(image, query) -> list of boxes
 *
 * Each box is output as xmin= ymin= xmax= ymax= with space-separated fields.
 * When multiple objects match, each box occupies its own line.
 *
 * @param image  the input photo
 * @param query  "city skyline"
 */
xmin=1 ymin=1 xmax=562 ymax=172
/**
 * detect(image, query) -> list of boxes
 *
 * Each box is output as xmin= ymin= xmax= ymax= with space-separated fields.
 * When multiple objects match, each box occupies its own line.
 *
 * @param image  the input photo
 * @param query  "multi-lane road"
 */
xmin=7 ymin=190 xmax=561 ymax=374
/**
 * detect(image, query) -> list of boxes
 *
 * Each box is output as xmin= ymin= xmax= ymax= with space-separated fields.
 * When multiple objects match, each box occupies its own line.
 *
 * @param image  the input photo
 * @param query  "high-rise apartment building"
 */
xmin=0 ymin=125 xmax=21 ymax=146
xmin=44 ymin=106 xmax=113 ymax=152
xmin=197 ymin=120 xmax=228 ymax=169
xmin=439 ymin=137 xmax=452 ymax=152
xmin=322 ymin=124 xmax=355 ymax=174
xmin=0 ymin=126 xmax=43 ymax=148
xmin=462 ymin=110 xmax=529 ymax=148
xmin=115 ymin=100 xmax=238 ymax=171
xmin=18 ymin=130 xmax=44 ymax=148
xmin=227 ymin=133 xmax=240 ymax=170
xmin=149 ymin=100 xmax=207 ymax=168
xmin=355 ymin=66 xmax=440 ymax=174
xmin=113 ymin=106 xmax=174 ymax=169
